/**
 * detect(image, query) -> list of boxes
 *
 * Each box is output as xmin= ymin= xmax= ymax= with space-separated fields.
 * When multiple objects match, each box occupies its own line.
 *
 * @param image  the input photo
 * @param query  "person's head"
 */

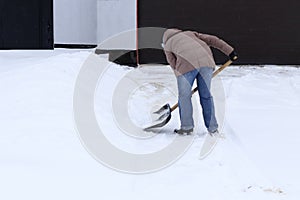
xmin=162 ymin=28 xmax=182 ymax=48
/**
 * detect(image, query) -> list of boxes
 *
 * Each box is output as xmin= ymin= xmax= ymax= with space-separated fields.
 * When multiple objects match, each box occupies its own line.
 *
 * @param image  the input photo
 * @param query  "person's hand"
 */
xmin=229 ymin=51 xmax=238 ymax=61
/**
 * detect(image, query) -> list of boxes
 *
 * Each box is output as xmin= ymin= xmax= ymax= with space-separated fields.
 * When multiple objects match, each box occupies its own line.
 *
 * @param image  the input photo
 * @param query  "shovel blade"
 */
xmin=153 ymin=103 xmax=171 ymax=114
xmin=143 ymin=103 xmax=171 ymax=131
xmin=143 ymin=114 xmax=171 ymax=131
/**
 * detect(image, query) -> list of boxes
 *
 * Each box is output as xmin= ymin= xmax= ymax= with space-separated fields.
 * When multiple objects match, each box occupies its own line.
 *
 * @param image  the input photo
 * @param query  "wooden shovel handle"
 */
xmin=170 ymin=60 xmax=233 ymax=112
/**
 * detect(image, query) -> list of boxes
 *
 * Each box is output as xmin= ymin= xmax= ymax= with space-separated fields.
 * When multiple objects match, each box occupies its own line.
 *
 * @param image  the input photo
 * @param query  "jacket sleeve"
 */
xmin=195 ymin=32 xmax=234 ymax=56
xmin=164 ymin=50 xmax=177 ymax=68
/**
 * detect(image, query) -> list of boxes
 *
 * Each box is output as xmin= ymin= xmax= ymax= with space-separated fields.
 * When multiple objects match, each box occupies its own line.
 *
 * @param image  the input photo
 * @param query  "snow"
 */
xmin=1 ymin=49 xmax=300 ymax=200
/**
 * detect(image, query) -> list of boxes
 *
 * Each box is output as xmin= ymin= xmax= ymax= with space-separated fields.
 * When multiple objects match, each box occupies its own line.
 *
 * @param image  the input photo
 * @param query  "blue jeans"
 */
xmin=176 ymin=67 xmax=218 ymax=133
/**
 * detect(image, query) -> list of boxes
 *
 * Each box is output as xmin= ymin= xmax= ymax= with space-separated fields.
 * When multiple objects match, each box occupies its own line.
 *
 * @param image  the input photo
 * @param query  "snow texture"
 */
xmin=0 ymin=49 xmax=299 ymax=200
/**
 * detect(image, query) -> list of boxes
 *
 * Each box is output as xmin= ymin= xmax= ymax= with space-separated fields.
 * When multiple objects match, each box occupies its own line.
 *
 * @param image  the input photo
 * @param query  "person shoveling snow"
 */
xmin=145 ymin=28 xmax=238 ymax=137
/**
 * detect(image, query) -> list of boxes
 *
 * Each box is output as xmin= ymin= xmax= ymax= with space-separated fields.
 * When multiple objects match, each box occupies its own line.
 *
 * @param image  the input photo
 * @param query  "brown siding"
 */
xmin=0 ymin=0 xmax=53 ymax=49
xmin=138 ymin=0 xmax=300 ymax=65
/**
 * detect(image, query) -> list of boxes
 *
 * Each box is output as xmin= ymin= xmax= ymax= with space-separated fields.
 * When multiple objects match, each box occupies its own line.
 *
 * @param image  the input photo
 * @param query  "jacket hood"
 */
xmin=162 ymin=28 xmax=182 ymax=45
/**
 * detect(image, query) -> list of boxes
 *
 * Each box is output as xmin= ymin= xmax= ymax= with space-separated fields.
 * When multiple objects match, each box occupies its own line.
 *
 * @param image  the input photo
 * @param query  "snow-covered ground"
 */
xmin=0 ymin=49 xmax=299 ymax=200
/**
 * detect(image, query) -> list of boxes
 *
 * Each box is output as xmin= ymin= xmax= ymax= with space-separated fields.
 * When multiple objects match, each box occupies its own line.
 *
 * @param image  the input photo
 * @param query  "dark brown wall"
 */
xmin=0 ymin=0 xmax=53 ymax=49
xmin=138 ymin=0 xmax=300 ymax=65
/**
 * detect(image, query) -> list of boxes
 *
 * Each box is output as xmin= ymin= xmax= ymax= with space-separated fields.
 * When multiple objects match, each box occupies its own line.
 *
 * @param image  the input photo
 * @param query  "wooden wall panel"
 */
xmin=138 ymin=0 xmax=300 ymax=65
xmin=0 ymin=0 xmax=53 ymax=49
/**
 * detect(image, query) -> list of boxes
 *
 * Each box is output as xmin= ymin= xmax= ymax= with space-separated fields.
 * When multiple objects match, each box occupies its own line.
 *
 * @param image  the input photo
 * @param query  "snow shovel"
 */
xmin=143 ymin=60 xmax=233 ymax=131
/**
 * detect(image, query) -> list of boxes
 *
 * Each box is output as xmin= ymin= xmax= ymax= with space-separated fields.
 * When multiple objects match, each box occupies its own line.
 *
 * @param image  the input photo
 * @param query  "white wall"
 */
xmin=54 ymin=0 xmax=97 ymax=44
xmin=97 ymin=0 xmax=136 ymax=48
xmin=54 ymin=0 xmax=136 ymax=47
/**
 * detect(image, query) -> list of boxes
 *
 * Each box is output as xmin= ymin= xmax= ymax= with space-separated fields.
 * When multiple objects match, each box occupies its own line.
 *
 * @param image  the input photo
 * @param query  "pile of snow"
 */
xmin=0 ymin=49 xmax=299 ymax=200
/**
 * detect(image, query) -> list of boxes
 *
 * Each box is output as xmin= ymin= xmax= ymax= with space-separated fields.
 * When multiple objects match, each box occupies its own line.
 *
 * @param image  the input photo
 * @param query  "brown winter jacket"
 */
xmin=162 ymin=29 xmax=234 ymax=76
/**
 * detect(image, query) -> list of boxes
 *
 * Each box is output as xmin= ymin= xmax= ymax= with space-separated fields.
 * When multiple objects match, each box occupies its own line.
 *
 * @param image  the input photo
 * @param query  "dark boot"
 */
xmin=174 ymin=128 xmax=194 ymax=135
